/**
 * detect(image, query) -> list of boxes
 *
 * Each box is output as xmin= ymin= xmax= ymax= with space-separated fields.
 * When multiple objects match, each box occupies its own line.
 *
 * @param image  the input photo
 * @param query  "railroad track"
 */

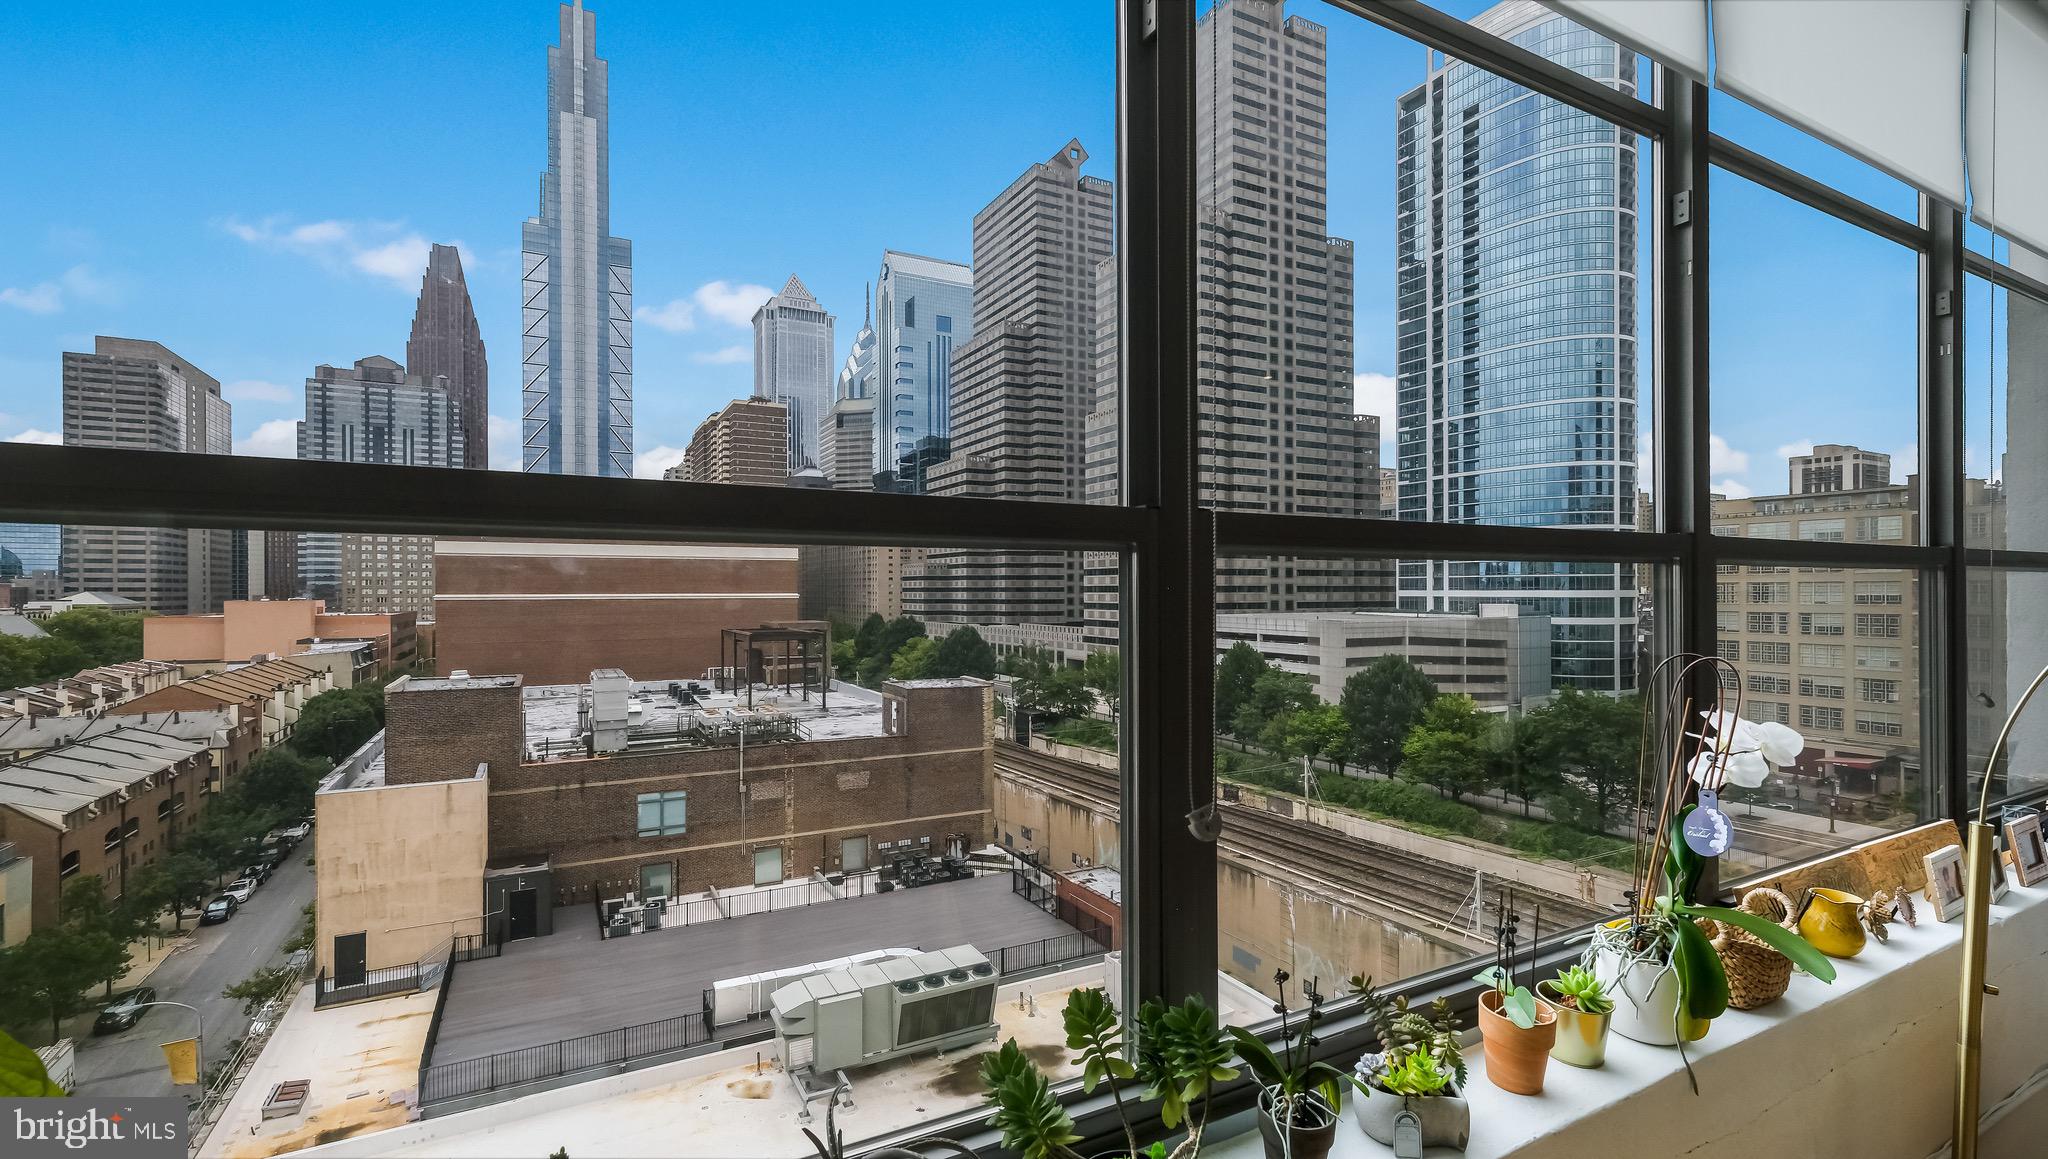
xmin=995 ymin=742 xmax=1609 ymax=935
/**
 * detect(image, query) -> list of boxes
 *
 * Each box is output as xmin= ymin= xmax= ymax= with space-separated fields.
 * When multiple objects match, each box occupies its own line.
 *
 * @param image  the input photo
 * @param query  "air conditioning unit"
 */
xmin=770 ymin=945 xmax=997 ymax=1076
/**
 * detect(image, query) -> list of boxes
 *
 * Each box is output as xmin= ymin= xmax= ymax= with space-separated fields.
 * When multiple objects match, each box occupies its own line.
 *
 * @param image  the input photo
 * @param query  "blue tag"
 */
xmin=1684 ymin=789 xmax=1733 ymax=856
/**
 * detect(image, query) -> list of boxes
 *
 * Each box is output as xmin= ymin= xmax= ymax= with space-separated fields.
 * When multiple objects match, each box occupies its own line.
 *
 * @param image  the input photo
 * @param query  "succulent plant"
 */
xmin=1549 ymin=964 xmax=1614 ymax=1015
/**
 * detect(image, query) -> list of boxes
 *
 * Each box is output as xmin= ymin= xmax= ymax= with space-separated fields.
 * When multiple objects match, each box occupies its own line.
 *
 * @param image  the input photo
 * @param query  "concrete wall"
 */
xmin=315 ymin=769 xmax=488 ymax=974
xmin=0 ymin=854 xmax=30 ymax=947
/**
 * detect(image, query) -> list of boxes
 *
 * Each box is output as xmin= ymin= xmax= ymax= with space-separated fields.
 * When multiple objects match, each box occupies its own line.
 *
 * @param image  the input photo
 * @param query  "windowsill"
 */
xmin=1203 ymin=881 xmax=2048 ymax=1159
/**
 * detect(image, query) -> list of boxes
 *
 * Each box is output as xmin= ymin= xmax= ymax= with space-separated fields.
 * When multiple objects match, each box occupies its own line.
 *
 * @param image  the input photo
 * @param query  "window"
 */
xmin=1858 ymin=678 xmax=1901 ymax=703
xmin=1748 ymin=641 xmax=1791 ymax=665
xmin=1799 ymin=705 xmax=1844 ymax=732
xmin=1857 ymin=647 xmax=1905 ymax=671
xmin=1800 ymin=644 xmax=1846 ymax=668
xmin=1746 ymin=611 xmax=1787 ymax=634
xmin=636 ymin=791 xmax=687 ymax=838
xmin=1854 ymin=580 xmax=1903 ymax=605
xmin=1856 ymin=712 xmax=1905 ymax=738
xmin=841 ymin=836 xmax=868 ymax=872
xmin=1799 ymin=613 xmax=1844 ymax=636
xmin=638 ymin=863 xmax=672 ymax=899
xmin=1748 ymin=582 xmax=1789 ymax=603
xmin=1799 ymin=582 xmax=1844 ymax=605
xmin=1854 ymin=613 xmax=1902 ymax=639
xmin=753 ymin=846 xmax=783 ymax=887
xmin=59 ymin=851 xmax=79 ymax=879
xmin=936 ymin=315 xmax=952 ymax=333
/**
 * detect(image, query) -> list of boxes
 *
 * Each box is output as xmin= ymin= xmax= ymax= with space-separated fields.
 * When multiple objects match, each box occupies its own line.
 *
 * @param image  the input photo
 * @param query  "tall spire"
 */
xmin=864 ymin=283 xmax=872 ymax=327
xmin=407 ymin=244 xmax=487 ymax=468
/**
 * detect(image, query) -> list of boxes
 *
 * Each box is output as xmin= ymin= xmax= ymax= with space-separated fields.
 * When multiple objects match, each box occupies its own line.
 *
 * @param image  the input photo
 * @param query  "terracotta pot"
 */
xmin=1256 ymin=1088 xmax=1338 ymax=1159
xmin=1537 ymin=981 xmax=1611 ymax=1068
xmin=1476 ymin=988 xmax=1557 ymax=1095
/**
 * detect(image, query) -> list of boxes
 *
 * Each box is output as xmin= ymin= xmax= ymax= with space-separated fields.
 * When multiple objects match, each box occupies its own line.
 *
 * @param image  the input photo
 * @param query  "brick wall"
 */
xmin=382 ymin=677 xmax=526 ymax=786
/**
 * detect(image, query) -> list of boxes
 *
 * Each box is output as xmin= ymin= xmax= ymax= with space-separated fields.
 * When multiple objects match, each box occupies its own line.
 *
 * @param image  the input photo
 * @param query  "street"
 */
xmin=69 ymin=843 xmax=316 ymax=1102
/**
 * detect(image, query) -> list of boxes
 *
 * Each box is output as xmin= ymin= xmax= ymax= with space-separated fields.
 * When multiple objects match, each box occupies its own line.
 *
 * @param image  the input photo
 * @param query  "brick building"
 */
xmin=681 ymin=397 xmax=790 ymax=487
xmin=0 ymin=728 xmax=223 ymax=928
xmin=143 ymin=599 xmax=417 ymax=674
xmin=122 ymin=658 xmax=334 ymax=751
xmin=432 ymin=540 xmax=799 ymax=685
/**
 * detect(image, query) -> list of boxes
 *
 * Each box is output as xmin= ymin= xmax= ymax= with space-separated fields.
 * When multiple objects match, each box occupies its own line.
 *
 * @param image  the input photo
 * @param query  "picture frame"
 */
xmin=1924 ymin=844 xmax=1967 ymax=922
xmin=2006 ymin=813 xmax=2048 ymax=888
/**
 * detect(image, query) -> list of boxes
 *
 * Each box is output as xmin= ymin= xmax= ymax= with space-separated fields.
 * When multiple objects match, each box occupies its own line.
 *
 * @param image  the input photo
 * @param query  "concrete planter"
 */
xmin=1352 ymin=1055 xmax=1469 ymax=1151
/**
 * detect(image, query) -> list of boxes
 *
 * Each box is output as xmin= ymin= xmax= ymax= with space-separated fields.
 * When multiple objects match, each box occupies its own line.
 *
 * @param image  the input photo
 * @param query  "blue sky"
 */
xmin=0 ymin=1 xmax=1957 ymax=496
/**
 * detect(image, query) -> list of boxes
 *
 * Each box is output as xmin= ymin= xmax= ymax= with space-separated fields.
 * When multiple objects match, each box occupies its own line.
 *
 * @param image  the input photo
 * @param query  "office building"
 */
xmin=837 ymin=285 xmax=877 ymax=404
xmin=144 ymin=598 xmax=418 ymax=675
xmin=1393 ymin=0 xmax=1639 ymax=691
xmin=0 ymin=525 xmax=59 ymax=578
xmin=407 ymin=243 xmax=489 ymax=469
xmin=908 ymin=141 xmax=1114 ymax=626
xmin=1215 ymin=606 xmax=1553 ymax=708
xmin=1082 ymin=255 xmax=1122 ymax=649
xmin=60 ymin=337 xmax=232 ymax=614
xmin=522 ymin=0 xmax=634 ymax=477
xmin=1791 ymin=444 xmax=1893 ymax=494
xmin=296 ymin=355 xmax=463 ymax=617
xmin=752 ymin=276 xmax=836 ymax=471
xmin=432 ymin=539 xmax=799 ymax=685
xmin=681 ymin=398 xmax=789 ymax=488
xmin=872 ymin=251 xmax=974 ymax=493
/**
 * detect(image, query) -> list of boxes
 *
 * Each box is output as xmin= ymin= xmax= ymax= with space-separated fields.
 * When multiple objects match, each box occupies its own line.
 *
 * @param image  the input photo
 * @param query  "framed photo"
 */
xmin=2006 ymin=813 xmax=2048 ymax=888
xmin=1924 ymin=844 xmax=1967 ymax=922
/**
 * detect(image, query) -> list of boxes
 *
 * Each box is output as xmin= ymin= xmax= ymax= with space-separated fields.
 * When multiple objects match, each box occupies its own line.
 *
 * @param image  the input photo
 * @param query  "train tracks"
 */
xmin=995 ymin=743 xmax=1609 ymax=939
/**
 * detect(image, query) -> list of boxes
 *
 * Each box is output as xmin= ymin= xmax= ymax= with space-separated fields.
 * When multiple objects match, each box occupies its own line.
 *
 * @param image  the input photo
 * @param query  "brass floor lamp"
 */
xmin=1955 ymin=660 xmax=2048 ymax=1159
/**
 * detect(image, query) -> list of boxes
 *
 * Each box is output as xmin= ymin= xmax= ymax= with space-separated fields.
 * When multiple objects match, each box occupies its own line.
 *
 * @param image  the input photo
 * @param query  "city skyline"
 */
xmin=0 ymin=0 xmax=1937 ymax=498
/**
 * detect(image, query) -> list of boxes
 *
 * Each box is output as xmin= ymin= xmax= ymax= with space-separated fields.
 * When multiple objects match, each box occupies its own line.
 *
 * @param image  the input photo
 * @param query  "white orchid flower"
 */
xmin=1750 ymin=720 xmax=1805 ymax=766
xmin=1689 ymin=709 xmax=1806 ymax=788
xmin=1690 ymin=747 xmax=1772 ymax=789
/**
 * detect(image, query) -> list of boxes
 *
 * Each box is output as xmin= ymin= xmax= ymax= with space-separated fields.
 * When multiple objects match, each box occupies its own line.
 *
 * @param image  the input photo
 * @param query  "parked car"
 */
xmin=242 ymin=862 xmax=272 ymax=886
xmin=200 ymin=896 xmax=237 ymax=924
xmin=278 ymin=822 xmax=311 ymax=843
xmin=259 ymin=841 xmax=289 ymax=869
xmin=222 ymin=878 xmax=257 ymax=904
xmin=92 ymin=986 xmax=158 ymax=1035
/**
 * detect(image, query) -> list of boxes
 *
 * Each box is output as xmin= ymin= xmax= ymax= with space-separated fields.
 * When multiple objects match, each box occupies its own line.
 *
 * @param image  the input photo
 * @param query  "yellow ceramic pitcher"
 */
xmin=1796 ymin=887 xmax=1867 ymax=958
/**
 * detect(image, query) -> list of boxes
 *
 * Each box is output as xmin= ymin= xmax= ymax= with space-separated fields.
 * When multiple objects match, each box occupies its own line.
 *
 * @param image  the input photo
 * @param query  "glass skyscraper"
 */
xmin=522 ymin=0 xmax=634 ymax=477
xmin=0 ymin=524 xmax=60 ymax=578
xmin=872 ymin=250 xmax=973 ymax=493
xmin=1393 ymin=0 xmax=1639 ymax=692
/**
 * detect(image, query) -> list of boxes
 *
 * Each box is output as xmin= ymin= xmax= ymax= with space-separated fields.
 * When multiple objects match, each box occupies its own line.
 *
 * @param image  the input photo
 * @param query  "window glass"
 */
xmin=753 ymin=846 xmax=783 ymax=887
xmin=1709 ymin=168 xmax=1918 ymax=541
xmin=1966 ymin=567 xmax=2048 ymax=806
xmin=1705 ymin=88 xmax=1919 ymax=221
xmin=1966 ymin=271 xmax=2048 ymax=552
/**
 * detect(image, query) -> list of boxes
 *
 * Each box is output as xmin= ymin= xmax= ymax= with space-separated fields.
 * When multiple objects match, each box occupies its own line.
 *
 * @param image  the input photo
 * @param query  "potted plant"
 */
xmin=1538 ymin=965 xmax=1613 ymax=1069
xmin=1348 ymin=977 xmax=1469 ymax=1151
xmin=1598 ymin=668 xmax=1842 ymax=1089
xmin=1132 ymin=996 xmax=1239 ymax=1158
xmin=1227 ymin=972 xmax=1361 ymax=1159
xmin=1473 ymin=964 xmax=1555 ymax=1095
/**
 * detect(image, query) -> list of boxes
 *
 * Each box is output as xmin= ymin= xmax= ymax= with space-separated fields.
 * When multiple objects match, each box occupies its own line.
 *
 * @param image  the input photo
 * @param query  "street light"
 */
xmin=124 ymin=1000 xmax=204 ymax=1087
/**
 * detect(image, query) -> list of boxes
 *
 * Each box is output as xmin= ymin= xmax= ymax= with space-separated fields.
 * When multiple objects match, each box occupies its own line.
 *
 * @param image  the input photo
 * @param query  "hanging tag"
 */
xmin=1685 ymin=788 xmax=1733 ymax=857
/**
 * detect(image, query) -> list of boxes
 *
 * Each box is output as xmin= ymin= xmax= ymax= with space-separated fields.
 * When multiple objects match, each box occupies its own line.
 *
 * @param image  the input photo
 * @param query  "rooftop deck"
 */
xmin=430 ymin=872 xmax=1081 ymax=1065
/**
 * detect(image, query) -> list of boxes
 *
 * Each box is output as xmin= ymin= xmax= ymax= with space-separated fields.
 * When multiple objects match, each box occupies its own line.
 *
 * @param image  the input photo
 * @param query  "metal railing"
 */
xmin=418 ymin=1009 xmax=712 ymax=1107
xmin=450 ymin=932 xmax=500 ymax=963
xmin=595 ymin=870 xmax=883 ymax=939
xmin=990 ymin=920 xmax=1112 ymax=978
xmin=312 ymin=962 xmax=420 ymax=1009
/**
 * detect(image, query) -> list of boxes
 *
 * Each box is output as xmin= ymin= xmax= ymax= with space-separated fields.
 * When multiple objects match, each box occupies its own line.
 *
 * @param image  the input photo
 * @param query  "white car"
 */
xmin=278 ymin=823 xmax=312 ymax=843
xmin=222 ymin=878 xmax=257 ymax=904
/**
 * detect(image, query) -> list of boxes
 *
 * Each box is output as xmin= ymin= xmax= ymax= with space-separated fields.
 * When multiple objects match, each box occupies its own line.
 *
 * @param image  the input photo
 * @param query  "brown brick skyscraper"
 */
xmin=407 ymin=243 xmax=489 ymax=469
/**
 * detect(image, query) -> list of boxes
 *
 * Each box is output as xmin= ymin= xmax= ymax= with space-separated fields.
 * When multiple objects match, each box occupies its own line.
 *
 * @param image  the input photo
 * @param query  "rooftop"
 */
xmin=521 ymin=677 xmax=884 ymax=757
xmin=0 ymin=728 xmax=209 ymax=826
xmin=0 ymin=707 xmax=239 ymax=752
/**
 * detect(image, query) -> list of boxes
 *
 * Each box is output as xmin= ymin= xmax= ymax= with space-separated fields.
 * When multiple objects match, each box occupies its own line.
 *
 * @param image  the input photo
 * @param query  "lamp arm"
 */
xmin=1976 ymin=661 xmax=2048 ymax=826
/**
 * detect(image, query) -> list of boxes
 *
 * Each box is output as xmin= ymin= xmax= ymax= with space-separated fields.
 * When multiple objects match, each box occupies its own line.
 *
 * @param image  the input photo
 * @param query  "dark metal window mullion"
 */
xmin=1922 ymin=198 xmax=1967 ymax=821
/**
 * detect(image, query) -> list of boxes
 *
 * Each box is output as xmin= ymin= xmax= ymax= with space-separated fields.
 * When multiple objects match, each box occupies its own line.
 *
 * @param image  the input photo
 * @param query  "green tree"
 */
xmin=221 ymin=965 xmax=301 ymax=1019
xmin=126 ymin=851 xmax=215 ymax=929
xmin=1213 ymin=642 xmax=1269 ymax=736
xmin=39 ymin=607 xmax=147 ymax=663
xmin=889 ymin=637 xmax=938 ymax=680
xmin=1399 ymin=694 xmax=1495 ymax=801
xmin=1261 ymin=702 xmax=1351 ymax=773
xmin=931 ymin=626 xmax=998 ymax=680
xmin=1231 ymin=668 xmax=1317 ymax=744
xmin=853 ymin=613 xmax=886 ymax=661
xmin=234 ymin=747 xmax=331 ymax=823
xmin=1339 ymin=655 xmax=1440 ymax=775
xmin=1485 ymin=711 xmax=1556 ymax=818
xmin=1079 ymin=650 xmax=1121 ymax=720
xmin=291 ymin=688 xmax=382 ymax=763
xmin=1006 ymin=649 xmax=1094 ymax=727
xmin=830 ymin=638 xmax=859 ymax=682
xmin=858 ymin=616 xmax=927 ymax=686
xmin=1519 ymin=689 xmax=1645 ymax=832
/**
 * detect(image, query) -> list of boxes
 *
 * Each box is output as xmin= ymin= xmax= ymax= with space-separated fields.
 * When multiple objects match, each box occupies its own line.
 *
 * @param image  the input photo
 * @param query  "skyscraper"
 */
xmin=60 ymin=337 xmax=232 ymax=613
xmin=906 ymin=140 xmax=1113 ymax=625
xmin=1789 ymin=444 xmax=1892 ymax=494
xmin=872 ymin=251 xmax=973 ymax=493
xmin=407 ymin=243 xmax=489 ymax=469
xmin=522 ymin=0 xmax=634 ymax=477
xmin=297 ymin=355 xmax=463 ymax=616
xmin=752 ymin=276 xmax=835 ymax=472
xmin=1393 ymin=0 xmax=1639 ymax=692
xmin=836 ymin=286 xmax=877 ymax=403
xmin=681 ymin=398 xmax=790 ymax=487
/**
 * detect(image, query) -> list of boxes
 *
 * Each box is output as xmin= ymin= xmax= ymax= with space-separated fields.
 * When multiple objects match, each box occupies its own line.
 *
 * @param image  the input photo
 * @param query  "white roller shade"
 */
xmin=1969 ymin=1 xmax=2048 ymax=257
xmin=1714 ymin=0 xmax=1967 ymax=207
xmin=1543 ymin=0 xmax=1710 ymax=80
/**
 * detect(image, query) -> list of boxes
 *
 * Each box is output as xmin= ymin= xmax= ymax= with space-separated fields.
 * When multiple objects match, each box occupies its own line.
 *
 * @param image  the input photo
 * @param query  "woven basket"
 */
xmin=1702 ymin=887 xmax=1797 ymax=1010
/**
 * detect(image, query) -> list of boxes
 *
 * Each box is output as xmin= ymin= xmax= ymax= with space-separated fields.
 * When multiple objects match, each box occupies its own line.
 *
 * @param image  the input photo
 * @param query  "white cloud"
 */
xmin=1714 ymin=478 xmax=1754 ymax=499
xmin=223 ymin=379 xmax=294 ymax=404
xmin=234 ymin=418 xmax=299 ymax=458
xmin=220 ymin=215 xmax=450 ymax=290
xmin=636 ymin=445 xmax=686 ymax=479
xmin=0 ymin=265 xmax=121 ymax=315
xmin=692 ymin=344 xmax=750 ymax=365
xmin=488 ymin=414 xmax=521 ymax=471
xmin=5 ymin=429 xmax=62 ymax=445
xmin=639 ymin=280 xmax=776 ymax=333
xmin=1708 ymin=434 xmax=1749 ymax=476
xmin=1352 ymin=372 xmax=1395 ymax=422
xmin=635 ymin=299 xmax=697 ymax=333
xmin=1774 ymin=439 xmax=1815 ymax=462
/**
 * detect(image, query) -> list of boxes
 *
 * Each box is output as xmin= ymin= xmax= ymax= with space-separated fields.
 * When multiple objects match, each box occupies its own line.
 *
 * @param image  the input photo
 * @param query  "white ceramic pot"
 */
xmin=1592 ymin=946 xmax=1706 ymax=1046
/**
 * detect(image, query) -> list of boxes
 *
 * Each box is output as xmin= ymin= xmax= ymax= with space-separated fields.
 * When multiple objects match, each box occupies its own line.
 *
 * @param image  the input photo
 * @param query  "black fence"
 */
xmin=312 ymin=962 xmax=420 ymax=1009
xmin=418 ymin=1010 xmax=711 ymax=1107
xmin=450 ymin=933 xmax=500 ymax=963
xmin=992 ymin=919 xmax=1112 ymax=977
xmin=1011 ymin=854 xmax=1058 ymax=912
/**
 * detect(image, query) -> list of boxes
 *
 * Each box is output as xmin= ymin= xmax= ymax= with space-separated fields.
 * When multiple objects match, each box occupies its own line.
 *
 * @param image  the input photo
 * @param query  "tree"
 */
xmin=291 ymin=688 xmax=381 ymax=763
xmin=931 ymin=627 xmax=998 ymax=680
xmin=1079 ymin=649 xmax=1121 ymax=720
xmin=127 ymin=851 xmax=214 ymax=929
xmin=1485 ymin=711 xmax=1557 ymax=818
xmin=830 ymin=638 xmax=858 ymax=682
xmin=1006 ymin=649 xmax=1094 ymax=726
xmin=221 ymin=965 xmax=301 ymax=1019
xmin=1231 ymin=668 xmax=1317 ymax=744
xmin=888 ymin=637 xmax=938 ymax=680
xmin=236 ymin=747 xmax=331 ymax=822
xmin=853 ymin=613 xmax=886 ymax=661
xmin=1399 ymin=694 xmax=1495 ymax=801
xmin=1262 ymin=702 xmax=1351 ymax=773
xmin=1340 ymin=655 xmax=1440 ymax=775
xmin=0 ymin=927 xmax=123 ymax=1042
xmin=0 ymin=608 xmax=149 ymax=688
xmin=1213 ymin=643 xmax=1270 ymax=736
xmin=1519 ymin=689 xmax=1645 ymax=832
xmin=858 ymin=616 xmax=927 ymax=686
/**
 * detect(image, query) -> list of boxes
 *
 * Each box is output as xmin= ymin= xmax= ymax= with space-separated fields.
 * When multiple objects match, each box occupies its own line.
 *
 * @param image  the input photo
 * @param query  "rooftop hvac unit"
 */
xmin=770 ymin=945 xmax=997 ymax=1075
xmin=585 ymin=669 xmax=632 ymax=754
